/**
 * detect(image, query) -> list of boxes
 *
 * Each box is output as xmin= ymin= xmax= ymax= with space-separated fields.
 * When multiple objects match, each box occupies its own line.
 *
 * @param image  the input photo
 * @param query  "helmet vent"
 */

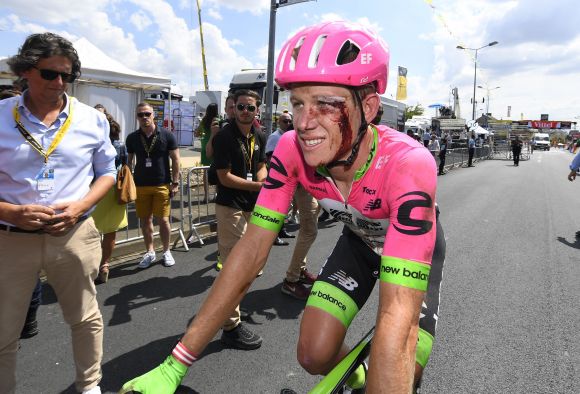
xmin=289 ymin=36 xmax=306 ymax=71
xmin=336 ymin=40 xmax=360 ymax=65
xmin=308 ymin=35 xmax=327 ymax=68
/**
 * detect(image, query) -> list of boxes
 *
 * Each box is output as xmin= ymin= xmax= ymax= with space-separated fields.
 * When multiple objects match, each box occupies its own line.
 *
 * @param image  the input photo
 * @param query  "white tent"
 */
xmin=0 ymin=37 xmax=172 ymax=136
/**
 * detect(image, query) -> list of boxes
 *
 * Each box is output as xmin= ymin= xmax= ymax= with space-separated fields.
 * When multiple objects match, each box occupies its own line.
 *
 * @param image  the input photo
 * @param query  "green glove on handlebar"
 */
xmin=119 ymin=355 xmax=188 ymax=394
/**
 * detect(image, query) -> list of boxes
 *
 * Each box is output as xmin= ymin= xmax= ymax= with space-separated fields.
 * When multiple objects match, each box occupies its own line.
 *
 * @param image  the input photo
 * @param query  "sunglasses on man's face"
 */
xmin=33 ymin=66 xmax=76 ymax=83
xmin=137 ymin=112 xmax=153 ymax=118
xmin=281 ymin=119 xmax=292 ymax=124
xmin=236 ymin=104 xmax=257 ymax=112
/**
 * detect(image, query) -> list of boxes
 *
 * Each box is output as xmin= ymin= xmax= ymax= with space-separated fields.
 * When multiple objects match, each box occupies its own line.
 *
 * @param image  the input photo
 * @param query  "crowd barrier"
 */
xmin=429 ymin=146 xmax=493 ymax=172
xmin=112 ymin=167 xmax=214 ymax=253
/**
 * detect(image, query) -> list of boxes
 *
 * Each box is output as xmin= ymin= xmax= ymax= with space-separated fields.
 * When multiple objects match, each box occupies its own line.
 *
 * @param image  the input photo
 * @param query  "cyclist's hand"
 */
xmin=119 ymin=356 xmax=188 ymax=394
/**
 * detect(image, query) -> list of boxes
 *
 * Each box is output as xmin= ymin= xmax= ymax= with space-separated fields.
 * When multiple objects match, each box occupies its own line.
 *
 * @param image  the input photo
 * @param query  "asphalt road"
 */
xmin=16 ymin=149 xmax=580 ymax=393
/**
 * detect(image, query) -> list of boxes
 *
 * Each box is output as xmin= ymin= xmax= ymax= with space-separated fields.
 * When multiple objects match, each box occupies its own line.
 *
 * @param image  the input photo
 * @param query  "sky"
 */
xmin=1 ymin=0 xmax=579 ymax=123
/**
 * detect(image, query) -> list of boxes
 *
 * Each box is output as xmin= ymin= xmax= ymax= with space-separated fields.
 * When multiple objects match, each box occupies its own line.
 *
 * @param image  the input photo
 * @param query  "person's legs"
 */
xmin=100 ymin=232 xmax=116 ymax=266
xmin=285 ymin=186 xmax=319 ymax=283
xmin=21 ymin=278 xmax=43 ymax=338
xmin=298 ymin=228 xmax=376 ymax=386
xmin=43 ymin=219 xmax=103 ymax=392
xmin=438 ymin=152 xmax=446 ymax=174
xmin=152 ymin=185 xmax=172 ymax=252
xmin=215 ymin=204 xmax=248 ymax=331
xmin=135 ymin=186 xmax=155 ymax=254
xmin=96 ymin=232 xmax=116 ymax=283
xmin=297 ymin=306 xmax=349 ymax=375
xmin=0 ymin=232 xmax=42 ymax=393
xmin=158 ymin=217 xmax=171 ymax=251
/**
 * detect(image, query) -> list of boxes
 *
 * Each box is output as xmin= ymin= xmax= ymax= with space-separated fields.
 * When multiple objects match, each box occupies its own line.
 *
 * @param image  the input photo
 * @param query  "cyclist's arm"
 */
xmin=368 ymin=148 xmax=437 ymax=392
xmin=369 ymin=283 xmax=425 ymax=392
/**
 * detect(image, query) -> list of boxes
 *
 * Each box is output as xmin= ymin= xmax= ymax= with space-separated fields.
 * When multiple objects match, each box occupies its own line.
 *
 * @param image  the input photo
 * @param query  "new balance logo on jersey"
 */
xmin=329 ymin=209 xmax=353 ymax=224
xmin=355 ymin=218 xmax=384 ymax=232
xmin=328 ymin=270 xmax=358 ymax=291
xmin=315 ymin=291 xmax=347 ymax=311
xmin=364 ymin=198 xmax=382 ymax=211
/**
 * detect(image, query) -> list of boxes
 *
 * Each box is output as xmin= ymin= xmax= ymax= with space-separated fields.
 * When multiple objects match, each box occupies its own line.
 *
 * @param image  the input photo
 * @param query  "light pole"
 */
xmin=263 ymin=0 xmax=315 ymax=136
xmin=456 ymin=41 xmax=499 ymax=120
xmin=477 ymin=85 xmax=500 ymax=115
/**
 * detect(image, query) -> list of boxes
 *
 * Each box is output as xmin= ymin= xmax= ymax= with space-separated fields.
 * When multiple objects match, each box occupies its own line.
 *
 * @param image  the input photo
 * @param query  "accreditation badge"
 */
xmin=246 ymin=172 xmax=253 ymax=181
xmin=145 ymin=158 xmax=153 ymax=167
xmin=36 ymin=165 xmax=55 ymax=192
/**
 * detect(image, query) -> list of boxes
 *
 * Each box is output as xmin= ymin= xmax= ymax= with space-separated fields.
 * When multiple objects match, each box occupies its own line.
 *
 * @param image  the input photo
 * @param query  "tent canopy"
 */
xmin=0 ymin=37 xmax=171 ymax=90
xmin=73 ymin=38 xmax=171 ymax=90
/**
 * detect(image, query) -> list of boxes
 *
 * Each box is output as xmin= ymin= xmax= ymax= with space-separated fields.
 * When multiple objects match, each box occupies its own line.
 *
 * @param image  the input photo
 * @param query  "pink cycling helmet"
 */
xmin=275 ymin=21 xmax=389 ymax=94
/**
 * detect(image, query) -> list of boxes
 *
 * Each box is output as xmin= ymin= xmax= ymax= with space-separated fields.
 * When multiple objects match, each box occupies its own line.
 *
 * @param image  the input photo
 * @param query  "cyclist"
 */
xmin=120 ymin=20 xmax=445 ymax=393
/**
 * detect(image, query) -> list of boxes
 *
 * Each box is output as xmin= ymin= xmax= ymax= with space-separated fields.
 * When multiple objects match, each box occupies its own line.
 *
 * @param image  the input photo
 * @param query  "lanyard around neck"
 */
xmin=238 ymin=133 xmax=255 ymax=171
xmin=13 ymin=99 xmax=74 ymax=163
xmin=140 ymin=131 xmax=158 ymax=157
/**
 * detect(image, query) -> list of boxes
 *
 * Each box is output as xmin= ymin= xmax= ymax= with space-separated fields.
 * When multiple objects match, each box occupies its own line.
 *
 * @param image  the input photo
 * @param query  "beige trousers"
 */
xmin=285 ymin=185 xmax=320 ymax=282
xmin=0 ymin=218 xmax=103 ymax=393
xmin=215 ymin=204 xmax=252 ymax=331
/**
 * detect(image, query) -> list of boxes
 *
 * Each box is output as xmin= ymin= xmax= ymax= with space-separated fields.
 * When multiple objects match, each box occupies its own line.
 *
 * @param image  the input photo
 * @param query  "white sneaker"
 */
xmin=163 ymin=250 xmax=175 ymax=267
xmin=82 ymin=386 xmax=101 ymax=394
xmin=138 ymin=251 xmax=156 ymax=269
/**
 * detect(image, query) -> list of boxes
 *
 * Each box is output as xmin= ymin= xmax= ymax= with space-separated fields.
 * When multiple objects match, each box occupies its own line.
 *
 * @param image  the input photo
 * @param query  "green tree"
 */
xmin=404 ymin=104 xmax=425 ymax=121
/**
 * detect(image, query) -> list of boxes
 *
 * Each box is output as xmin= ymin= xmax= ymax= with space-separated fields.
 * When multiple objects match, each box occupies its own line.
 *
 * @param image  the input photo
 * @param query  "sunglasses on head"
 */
xmin=33 ymin=66 xmax=76 ymax=83
xmin=236 ymin=104 xmax=257 ymax=112
xmin=137 ymin=112 xmax=153 ymax=118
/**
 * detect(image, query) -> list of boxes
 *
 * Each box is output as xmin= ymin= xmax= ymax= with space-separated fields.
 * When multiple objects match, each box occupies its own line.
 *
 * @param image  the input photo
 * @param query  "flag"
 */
xmin=396 ymin=66 xmax=407 ymax=100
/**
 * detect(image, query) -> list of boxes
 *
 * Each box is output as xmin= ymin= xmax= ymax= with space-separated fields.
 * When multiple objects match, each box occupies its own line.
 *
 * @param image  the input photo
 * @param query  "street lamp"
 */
xmin=477 ymin=85 xmax=500 ymax=115
xmin=456 ymin=41 xmax=499 ymax=120
xmin=263 ymin=0 xmax=316 ymax=136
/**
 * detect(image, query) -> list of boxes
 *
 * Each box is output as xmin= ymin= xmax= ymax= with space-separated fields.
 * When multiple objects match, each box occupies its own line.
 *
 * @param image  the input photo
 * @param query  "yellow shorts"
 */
xmin=135 ymin=185 xmax=171 ymax=218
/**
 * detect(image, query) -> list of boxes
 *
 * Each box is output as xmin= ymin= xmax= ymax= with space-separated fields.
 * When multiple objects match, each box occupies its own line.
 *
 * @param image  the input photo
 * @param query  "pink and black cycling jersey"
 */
xmin=250 ymin=125 xmax=438 ymax=291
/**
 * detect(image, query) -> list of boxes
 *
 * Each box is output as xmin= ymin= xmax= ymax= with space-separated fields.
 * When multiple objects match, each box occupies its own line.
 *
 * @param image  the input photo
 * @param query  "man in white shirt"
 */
xmin=0 ymin=32 xmax=116 ymax=394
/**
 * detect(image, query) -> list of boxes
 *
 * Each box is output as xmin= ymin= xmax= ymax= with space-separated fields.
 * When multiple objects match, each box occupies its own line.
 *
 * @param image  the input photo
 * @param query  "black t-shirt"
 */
xmin=126 ymin=128 xmax=177 ymax=186
xmin=213 ymin=122 xmax=266 ymax=212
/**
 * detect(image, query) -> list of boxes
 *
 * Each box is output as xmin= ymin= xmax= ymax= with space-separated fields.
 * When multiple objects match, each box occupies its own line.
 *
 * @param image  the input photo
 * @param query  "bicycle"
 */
xmin=280 ymin=327 xmax=374 ymax=394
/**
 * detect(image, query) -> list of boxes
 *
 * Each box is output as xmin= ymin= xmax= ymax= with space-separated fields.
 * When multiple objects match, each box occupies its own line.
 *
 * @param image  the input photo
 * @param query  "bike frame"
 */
xmin=308 ymin=327 xmax=375 ymax=394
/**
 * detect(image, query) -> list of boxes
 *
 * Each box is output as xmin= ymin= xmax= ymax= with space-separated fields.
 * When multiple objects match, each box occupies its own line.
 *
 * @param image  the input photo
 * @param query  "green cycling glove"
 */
xmin=119 ymin=355 xmax=188 ymax=394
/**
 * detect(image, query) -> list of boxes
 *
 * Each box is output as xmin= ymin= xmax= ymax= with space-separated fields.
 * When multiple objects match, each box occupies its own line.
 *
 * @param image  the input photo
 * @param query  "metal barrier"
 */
xmin=112 ymin=169 xmax=195 ymax=252
xmin=490 ymin=143 xmax=531 ymax=161
xmin=183 ymin=166 xmax=218 ymax=246
xmin=430 ymin=146 xmax=492 ymax=172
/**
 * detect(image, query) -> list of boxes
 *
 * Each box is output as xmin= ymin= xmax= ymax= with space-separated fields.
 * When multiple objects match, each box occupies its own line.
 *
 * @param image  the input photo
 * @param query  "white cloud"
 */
xmin=415 ymin=0 xmax=580 ymax=120
xmin=228 ymin=38 xmax=243 ymax=47
xmin=207 ymin=8 xmax=222 ymax=21
xmin=1 ymin=14 xmax=76 ymax=41
xmin=205 ymin=0 xmax=270 ymax=15
xmin=129 ymin=11 xmax=152 ymax=32
xmin=0 ymin=0 xmax=111 ymax=25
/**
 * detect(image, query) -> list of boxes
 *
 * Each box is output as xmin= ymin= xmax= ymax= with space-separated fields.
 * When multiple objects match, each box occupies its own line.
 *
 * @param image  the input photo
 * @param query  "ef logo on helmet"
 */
xmin=361 ymin=53 xmax=373 ymax=64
